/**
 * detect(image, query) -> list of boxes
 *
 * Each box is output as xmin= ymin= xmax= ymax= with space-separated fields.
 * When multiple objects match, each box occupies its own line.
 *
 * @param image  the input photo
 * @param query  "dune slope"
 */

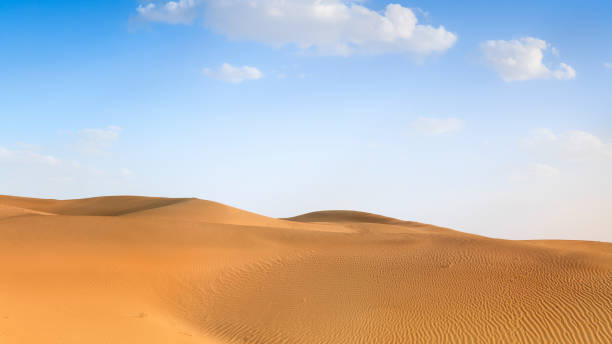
xmin=0 ymin=195 xmax=190 ymax=216
xmin=285 ymin=209 xmax=426 ymax=226
xmin=0 ymin=196 xmax=611 ymax=343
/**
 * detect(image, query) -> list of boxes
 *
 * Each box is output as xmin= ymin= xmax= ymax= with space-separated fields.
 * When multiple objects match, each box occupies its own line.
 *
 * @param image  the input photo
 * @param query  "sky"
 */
xmin=1 ymin=0 xmax=611 ymax=242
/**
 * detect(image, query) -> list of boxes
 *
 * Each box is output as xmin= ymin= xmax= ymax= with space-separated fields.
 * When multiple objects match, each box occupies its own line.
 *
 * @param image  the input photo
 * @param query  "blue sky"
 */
xmin=1 ymin=0 xmax=611 ymax=241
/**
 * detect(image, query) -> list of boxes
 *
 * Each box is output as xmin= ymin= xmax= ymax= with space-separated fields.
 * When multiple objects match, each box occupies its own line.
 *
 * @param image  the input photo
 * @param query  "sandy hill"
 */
xmin=0 ymin=203 xmax=53 ymax=220
xmin=124 ymin=198 xmax=314 ymax=229
xmin=285 ymin=209 xmax=416 ymax=224
xmin=0 ymin=195 xmax=611 ymax=343
xmin=0 ymin=195 xmax=341 ymax=230
xmin=0 ymin=195 xmax=190 ymax=216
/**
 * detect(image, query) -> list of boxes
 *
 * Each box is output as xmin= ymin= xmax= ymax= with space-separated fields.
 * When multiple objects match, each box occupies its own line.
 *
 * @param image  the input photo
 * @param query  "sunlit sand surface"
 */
xmin=1 ymin=195 xmax=611 ymax=343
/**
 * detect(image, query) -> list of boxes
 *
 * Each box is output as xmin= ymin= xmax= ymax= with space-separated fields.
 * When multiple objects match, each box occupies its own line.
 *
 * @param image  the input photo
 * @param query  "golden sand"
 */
xmin=1 ymin=195 xmax=610 ymax=343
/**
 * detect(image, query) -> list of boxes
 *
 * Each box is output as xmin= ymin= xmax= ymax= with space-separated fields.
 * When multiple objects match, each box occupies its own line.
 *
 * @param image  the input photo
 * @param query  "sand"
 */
xmin=0 ymin=195 xmax=610 ymax=343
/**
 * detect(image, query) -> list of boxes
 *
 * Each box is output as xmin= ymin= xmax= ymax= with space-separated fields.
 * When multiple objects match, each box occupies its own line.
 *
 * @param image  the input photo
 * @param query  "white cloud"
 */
xmin=604 ymin=62 xmax=612 ymax=69
xmin=77 ymin=125 xmax=121 ymax=155
xmin=509 ymin=162 xmax=561 ymax=183
xmin=0 ymin=146 xmax=61 ymax=166
xmin=2 ymin=136 xmax=137 ymax=197
xmin=528 ymin=163 xmax=560 ymax=178
xmin=524 ymin=128 xmax=558 ymax=143
xmin=412 ymin=116 xmax=464 ymax=135
xmin=502 ymin=129 xmax=612 ymax=241
xmin=136 ymin=0 xmax=202 ymax=24
xmin=523 ymin=128 xmax=612 ymax=161
xmin=564 ymin=131 xmax=610 ymax=157
xmin=551 ymin=62 xmax=576 ymax=80
xmin=481 ymin=37 xmax=576 ymax=81
xmin=524 ymin=163 xmax=560 ymax=179
xmin=203 ymin=63 xmax=263 ymax=83
xmin=138 ymin=1 xmax=457 ymax=56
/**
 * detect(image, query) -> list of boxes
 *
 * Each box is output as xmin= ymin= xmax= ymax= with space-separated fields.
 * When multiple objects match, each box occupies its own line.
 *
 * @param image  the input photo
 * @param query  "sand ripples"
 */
xmin=0 ymin=196 xmax=610 ymax=343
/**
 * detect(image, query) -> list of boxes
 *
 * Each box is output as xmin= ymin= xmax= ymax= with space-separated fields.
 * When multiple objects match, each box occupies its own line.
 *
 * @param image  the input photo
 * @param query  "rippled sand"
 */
xmin=1 ymin=196 xmax=610 ymax=343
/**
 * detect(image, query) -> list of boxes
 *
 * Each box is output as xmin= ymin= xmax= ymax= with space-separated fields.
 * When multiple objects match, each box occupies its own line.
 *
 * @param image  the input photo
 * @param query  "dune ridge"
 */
xmin=0 ymin=195 xmax=192 ymax=216
xmin=0 ymin=204 xmax=54 ymax=220
xmin=0 ymin=195 xmax=611 ymax=343
xmin=285 ymin=209 xmax=426 ymax=226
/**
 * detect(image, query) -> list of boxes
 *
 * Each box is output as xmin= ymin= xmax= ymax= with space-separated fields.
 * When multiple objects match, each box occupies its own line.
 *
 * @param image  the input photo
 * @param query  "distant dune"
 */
xmin=0 ymin=195 xmax=611 ymax=343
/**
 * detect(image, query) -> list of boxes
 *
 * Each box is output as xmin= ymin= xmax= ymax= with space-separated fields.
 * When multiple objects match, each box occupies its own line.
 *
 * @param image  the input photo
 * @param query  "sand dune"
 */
xmin=285 ymin=209 xmax=426 ymax=226
xmin=0 ymin=195 xmax=191 ymax=216
xmin=0 ymin=204 xmax=53 ymax=220
xmin=0 ymin=196 xmax=610 ymax=343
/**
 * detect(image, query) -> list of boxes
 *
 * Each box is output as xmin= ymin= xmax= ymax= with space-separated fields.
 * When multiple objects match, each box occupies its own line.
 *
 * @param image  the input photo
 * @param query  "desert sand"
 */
xmin=0 ymin=195 xmax=611 ymax=343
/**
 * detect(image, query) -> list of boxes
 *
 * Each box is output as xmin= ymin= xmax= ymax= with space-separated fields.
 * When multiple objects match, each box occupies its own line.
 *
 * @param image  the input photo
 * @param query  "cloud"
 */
xmin=510 ymin=162 xmax=561 ymax=182
xmin=2 ymin=138 xmax=136 ymax=197
xmin=412 ymin=116 xmax=464 ymax=135
xmin=481 ymin=37 xmax=576 ymax=81
xmin=0 ymin=146 xmax=61 ymax=166
xmin=523 ymin=128 xmax=612 ymax=161
xmin=524 ymin=128 xmax=558 ymax=143
xmin=564 ymin=131 xmax=610 ymax=157
xmin=76 ymin=125 xmax=121 ymax=155
xmin=203 ymin=63 xmax=263 ymax=83
xmin=136 ymin=0 xmax=202 ymax=24
xmin=137 ymin=1 xmax=457 ymax=56
xmin=528 ymin=163 xmax=560 ymax=178
xmin=604 ymin=62 xmax=612 ymax=69
xmin=528 ymin=163 xmax=561 ymax=178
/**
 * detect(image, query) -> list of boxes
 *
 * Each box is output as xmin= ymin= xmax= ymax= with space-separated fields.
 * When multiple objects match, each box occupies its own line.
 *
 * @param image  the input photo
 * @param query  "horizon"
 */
xmin=0 ymin=194 xmax=447 ymax=225
xmin=0 ymin=193 xmax=606 ymax=242
xmin=1 ymin=0 xmax=611 ymax=242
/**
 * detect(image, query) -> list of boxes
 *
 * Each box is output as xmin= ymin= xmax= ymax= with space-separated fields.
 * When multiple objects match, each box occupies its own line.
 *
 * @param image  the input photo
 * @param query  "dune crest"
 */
xmin=0 ymin=195 xmax=191 ymax=216
xmin=1 ymin=195 xmax=611 ymax=343
xmin=0 ymin=204 xmax=54 ymax=220
xmin=286 ymin=209 xmax=420 ymax=225
xmin=125 ymin=198 xmax=300 ymax=228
